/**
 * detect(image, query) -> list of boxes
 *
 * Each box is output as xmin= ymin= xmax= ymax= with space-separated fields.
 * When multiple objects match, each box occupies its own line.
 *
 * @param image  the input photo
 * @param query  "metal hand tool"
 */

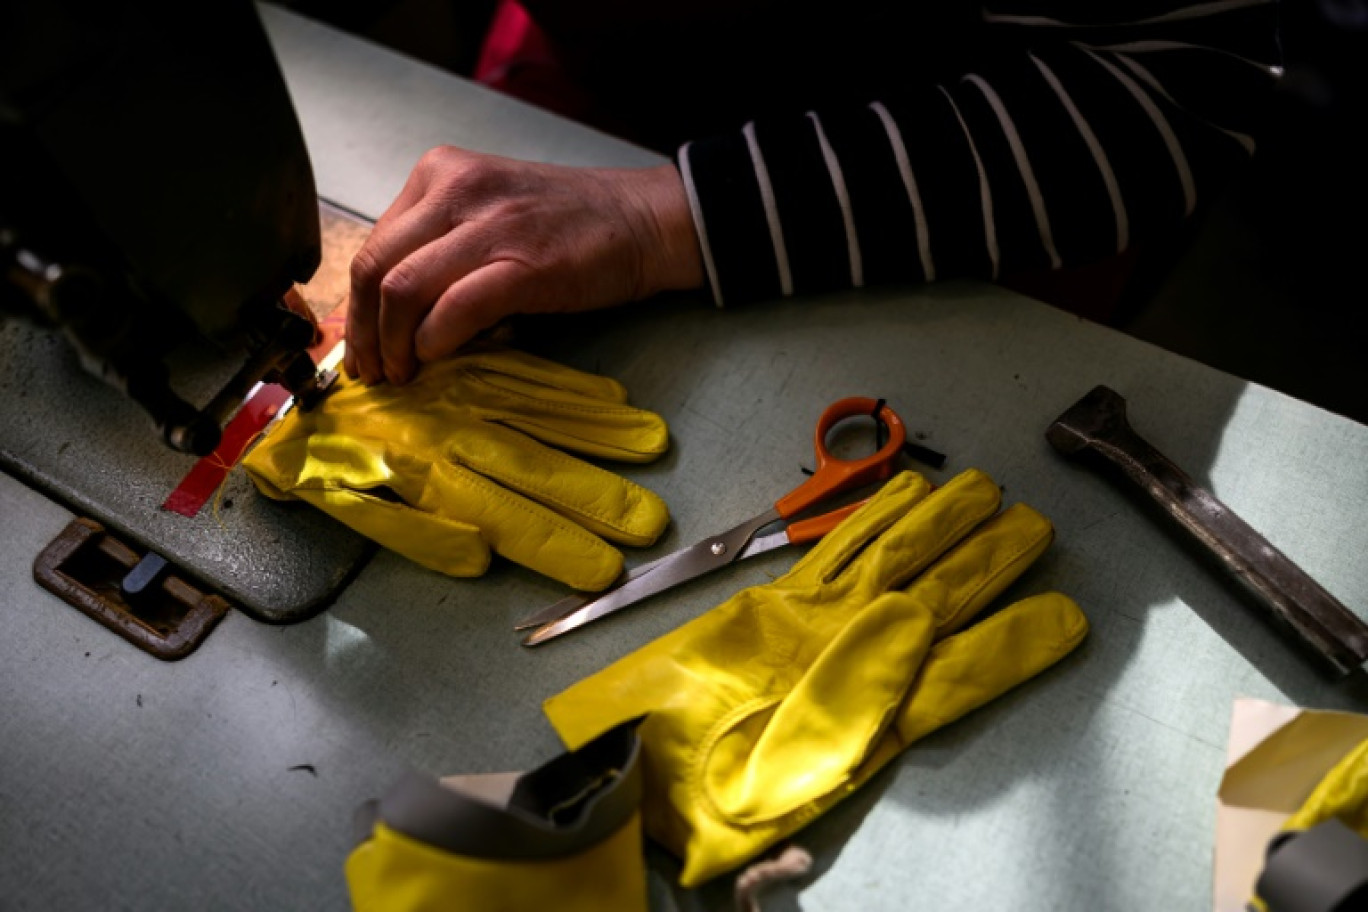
xmin=517 ymin=396 xmax=910 ymax=646
xmin=1047 ymin=384 xmax=1368 ymax=678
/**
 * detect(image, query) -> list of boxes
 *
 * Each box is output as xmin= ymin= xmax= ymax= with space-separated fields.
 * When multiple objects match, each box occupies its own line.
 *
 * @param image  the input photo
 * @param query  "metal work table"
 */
xmin=4 ymin=6 xmax=1368 ymax=910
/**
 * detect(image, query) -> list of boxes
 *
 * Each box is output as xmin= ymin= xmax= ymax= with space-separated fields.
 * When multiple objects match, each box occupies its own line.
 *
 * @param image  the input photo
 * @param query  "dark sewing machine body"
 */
xmin=1 ymin=0 xmax=327 ymax=456
xmin=0 ymin=0 xmax=371 ymax=631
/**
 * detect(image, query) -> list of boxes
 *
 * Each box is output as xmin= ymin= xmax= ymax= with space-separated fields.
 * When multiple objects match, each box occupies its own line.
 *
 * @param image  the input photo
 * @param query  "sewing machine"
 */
xmin=1 ymin=0 xmax=332 ymax=456
xmin=0 ymin=0 xmax=369 ymax=644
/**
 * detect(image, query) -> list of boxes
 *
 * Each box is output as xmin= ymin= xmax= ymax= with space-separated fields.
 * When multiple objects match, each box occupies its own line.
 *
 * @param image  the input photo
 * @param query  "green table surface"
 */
xmin=3 ymin=6 xmax=1367 ymax=910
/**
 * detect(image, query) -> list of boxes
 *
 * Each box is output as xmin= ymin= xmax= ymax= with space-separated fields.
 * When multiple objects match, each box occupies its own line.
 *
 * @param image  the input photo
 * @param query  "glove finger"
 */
xmin=783 ymin=470 xmax=933 ymax=588
xmin=453 ymin=349 xmax=669 ymax=463
xmin=424 ymin=459 xmax=633 ymax=591
xmin=901 ymin=502 xmax=1055 ymax=640
xmin=803 ymin=468 xmax=1002 ymax=598
xmin=705 ymin=591 xmax=938 ymax=825
xmin=447 ymin=421 xmax=669 ymax=549
xmin=457 ymin=346 xmax=633 ymax=405
xmin=290 ymin=485 xmax=493 ymax=578
xmin=893 ymin=591 xmax=1088 ymax=746
xmin=493 ymin=408 xmax=668 ymax=465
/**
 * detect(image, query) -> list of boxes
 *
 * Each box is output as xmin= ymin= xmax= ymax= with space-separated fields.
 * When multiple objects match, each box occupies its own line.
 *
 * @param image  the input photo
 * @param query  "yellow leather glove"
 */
xmin=1280 ymin=737 xmax=1368 ymax=836
xmin=1252 ymin=737 xmax=1368 ymax=912
xmin=243 ymin=346 xmax=670 ymax=591
xmin=544 ymin=468 xmax=1088 ymax=887
xmin=346 ymin=720 xmax=648 ymax=912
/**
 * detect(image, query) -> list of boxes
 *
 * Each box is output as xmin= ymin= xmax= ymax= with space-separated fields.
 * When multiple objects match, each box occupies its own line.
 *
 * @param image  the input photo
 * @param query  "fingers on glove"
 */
xmin=292 ymin=485 xmax=493 ymax=577
xmin=794 ymin=468 xmax=1003 ymax=596
xmin=497 ymin=407 xmax=669 ymax=465
xmin=703 ymin=501 xmax=1063 ymax=824
xmin=783 ymin=470 xmax=933 ymax=587
xmin=425 ymin=456 xmax=648 ymax=591
xmin=894 ymin=591 xmax=1088 ymax=746
xmin=447 ymin=420 xmax=669 ymax=549
xmin=905 ymin=501 xmax=1055 ymax=638
xmin=452 ymin=349 xmax=670 ymax=463
xmin=458 ymin=348 xmax=633 ymax=404
xmin=245 ymin=419 xmax=636 ymax=589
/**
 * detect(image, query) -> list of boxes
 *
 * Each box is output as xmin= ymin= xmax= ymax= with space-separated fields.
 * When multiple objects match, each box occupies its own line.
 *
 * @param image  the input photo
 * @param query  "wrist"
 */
xmin=627 ymin=163 xmax=705 ymax=297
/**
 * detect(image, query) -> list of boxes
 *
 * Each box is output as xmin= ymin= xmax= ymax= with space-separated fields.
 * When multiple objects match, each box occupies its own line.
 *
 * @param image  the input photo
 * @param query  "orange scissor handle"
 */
xmin=784 ymin=499 xmax=865 ymax=544
xmin=774 ymin=397 xmax=907 ymax=520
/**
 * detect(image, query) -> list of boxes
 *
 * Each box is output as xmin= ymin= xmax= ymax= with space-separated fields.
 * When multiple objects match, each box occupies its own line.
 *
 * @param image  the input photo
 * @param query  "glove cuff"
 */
xmin=346 ymin=720 xmax=648 ymax=911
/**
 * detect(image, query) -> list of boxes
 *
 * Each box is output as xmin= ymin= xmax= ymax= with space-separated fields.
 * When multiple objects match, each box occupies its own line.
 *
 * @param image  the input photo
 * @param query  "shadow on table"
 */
xmin=241 ymin=279 xmax=1368 ymax=910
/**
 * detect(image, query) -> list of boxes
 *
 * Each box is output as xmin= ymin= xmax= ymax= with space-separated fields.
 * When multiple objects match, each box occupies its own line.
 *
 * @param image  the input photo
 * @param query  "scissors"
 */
xmin=517 ymin=396 xmax=910 ymax=646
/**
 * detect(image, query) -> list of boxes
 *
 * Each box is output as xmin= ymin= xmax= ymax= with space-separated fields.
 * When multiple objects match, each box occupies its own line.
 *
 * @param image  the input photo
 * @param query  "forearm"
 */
xmin=677 ymin=0 xmax=1283 ymax=305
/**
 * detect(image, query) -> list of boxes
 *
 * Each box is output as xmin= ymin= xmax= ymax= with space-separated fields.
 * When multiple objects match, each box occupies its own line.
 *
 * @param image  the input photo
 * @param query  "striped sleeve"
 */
xmin=676 ymin=0 xmax=1283 ymax=306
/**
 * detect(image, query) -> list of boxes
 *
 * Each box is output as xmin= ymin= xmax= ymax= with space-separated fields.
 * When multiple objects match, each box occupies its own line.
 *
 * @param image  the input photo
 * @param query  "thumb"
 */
xmin=706 ymin=592 xmax=939 ymax=825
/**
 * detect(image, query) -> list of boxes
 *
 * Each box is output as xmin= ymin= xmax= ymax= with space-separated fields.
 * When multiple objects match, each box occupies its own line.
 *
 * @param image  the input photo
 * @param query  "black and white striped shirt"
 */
xmin=669 ymin=0 xmax=1283 ymax=306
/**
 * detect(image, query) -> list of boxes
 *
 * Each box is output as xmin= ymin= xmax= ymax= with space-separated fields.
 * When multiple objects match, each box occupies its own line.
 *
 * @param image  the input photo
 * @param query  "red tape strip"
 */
xmin=161 ymin=309 xmax=346 ymax=518
xmin=160 ymin=383 xmax=293 ymax=517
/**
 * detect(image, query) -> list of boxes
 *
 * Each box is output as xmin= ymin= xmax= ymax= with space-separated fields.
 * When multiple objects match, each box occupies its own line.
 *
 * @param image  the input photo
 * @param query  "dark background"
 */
xmin=277 ymin=0 xmax=1368 ymax=424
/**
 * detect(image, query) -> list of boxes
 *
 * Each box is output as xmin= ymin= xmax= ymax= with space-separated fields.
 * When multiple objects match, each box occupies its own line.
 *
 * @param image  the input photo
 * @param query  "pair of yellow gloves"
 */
xmin=247 ymin=348 xmax=1090 ymax=893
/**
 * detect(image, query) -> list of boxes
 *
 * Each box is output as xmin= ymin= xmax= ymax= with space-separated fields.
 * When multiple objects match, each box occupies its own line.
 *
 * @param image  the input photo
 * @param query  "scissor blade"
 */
xmin=512 ymin=551 xmax=678 ymax=631
xmin=735 ymin=529 xmax=790 ymax=561
xmin=522 ymin=508 xmax=780 ymax=646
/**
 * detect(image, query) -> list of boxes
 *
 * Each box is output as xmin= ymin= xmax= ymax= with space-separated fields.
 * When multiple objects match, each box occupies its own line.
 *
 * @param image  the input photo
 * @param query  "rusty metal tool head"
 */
xmin=1047 ymin=385 xmax=1368 ymax=679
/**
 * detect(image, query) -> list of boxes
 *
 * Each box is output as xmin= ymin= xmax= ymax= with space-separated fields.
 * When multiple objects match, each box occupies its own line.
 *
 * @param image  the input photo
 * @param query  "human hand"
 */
xmin=345 ymin=147 xmax=704 ymax=386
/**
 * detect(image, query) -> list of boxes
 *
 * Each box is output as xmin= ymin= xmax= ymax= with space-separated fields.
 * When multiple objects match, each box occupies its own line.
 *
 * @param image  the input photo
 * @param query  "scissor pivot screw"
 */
xmin=711 ymin=542 xmax=727 ymax=556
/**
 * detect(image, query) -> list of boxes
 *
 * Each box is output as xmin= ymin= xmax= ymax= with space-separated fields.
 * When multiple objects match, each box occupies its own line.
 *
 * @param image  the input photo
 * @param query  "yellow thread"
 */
xmin=206 ymin=427 xmax=269 ymax=531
